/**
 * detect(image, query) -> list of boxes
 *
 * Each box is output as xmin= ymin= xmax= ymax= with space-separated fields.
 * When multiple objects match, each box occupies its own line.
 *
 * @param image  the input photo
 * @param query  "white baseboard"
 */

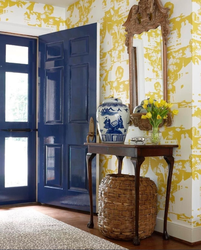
xmin=155 ymin=217 xmax=201 ymax=243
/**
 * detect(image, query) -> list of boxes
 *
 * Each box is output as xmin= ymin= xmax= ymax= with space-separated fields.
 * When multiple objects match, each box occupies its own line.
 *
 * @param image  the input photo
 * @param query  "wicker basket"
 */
xmin=98 ymin=174 xmax=157 ymax=241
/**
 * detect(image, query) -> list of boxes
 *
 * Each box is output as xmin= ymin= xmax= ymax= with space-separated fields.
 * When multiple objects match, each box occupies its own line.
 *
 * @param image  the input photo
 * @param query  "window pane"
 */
xmin=5 ymin=72 xmax=28 ymax=122
xmin=5 ymin=137 xmax=28 ymax=188
xmin=6 ymin=45 xmax=28 ymax=64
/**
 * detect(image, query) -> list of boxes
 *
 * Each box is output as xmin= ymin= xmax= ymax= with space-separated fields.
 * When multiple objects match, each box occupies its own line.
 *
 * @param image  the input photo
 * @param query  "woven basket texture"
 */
xmin=98 ymin=174 xmax=157 ymax=241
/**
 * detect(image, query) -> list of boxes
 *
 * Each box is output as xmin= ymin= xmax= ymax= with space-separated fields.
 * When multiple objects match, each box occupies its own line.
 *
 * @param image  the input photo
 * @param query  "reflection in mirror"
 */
xmin=133 ymin=26 xmax=163 ymax=106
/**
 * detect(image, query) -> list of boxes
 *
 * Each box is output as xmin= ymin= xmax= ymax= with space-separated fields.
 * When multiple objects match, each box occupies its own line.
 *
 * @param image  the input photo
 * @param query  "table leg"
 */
xmin=116 ymin=156 xmax=124 ymax=174
xmin=163 ymin=156 xmax=174 ymax=240
xmin=86 ymin=152 xmax=96 ymax=228
xmin=130 ymin=156 xmax=145 ymax=246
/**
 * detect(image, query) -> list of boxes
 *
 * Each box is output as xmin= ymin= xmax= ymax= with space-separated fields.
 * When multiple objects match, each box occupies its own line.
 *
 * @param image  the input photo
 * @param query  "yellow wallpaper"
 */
xmin=0 ymin=0 xmax=65 ymax=31
xmin=1 ymin=0 xmax=201 ymax=234
xmin=192 ymin=0 xmax=201 ymax=227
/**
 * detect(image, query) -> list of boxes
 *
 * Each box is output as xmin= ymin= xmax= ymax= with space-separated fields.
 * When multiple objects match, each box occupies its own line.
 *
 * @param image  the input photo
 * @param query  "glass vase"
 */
xmin=150 ymin=126 xmax=161 ymax=144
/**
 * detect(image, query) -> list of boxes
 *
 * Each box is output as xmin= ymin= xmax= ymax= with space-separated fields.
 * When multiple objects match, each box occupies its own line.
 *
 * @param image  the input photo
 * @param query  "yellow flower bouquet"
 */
xmin=141 ymin=98 xmax=179 ymax=144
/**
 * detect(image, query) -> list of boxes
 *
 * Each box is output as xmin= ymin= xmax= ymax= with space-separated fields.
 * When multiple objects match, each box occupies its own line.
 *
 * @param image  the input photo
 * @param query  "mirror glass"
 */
xmin=133 ymin=26 xmax=163 ymax=106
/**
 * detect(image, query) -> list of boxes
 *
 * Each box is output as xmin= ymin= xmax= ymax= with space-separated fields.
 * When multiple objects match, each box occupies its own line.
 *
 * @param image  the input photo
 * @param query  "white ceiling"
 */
xmin=31 ymin=0 xmax=78 ymax=8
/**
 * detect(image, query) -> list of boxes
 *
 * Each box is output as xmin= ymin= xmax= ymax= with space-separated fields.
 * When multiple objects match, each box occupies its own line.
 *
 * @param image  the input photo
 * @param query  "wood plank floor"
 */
xmin=0 ymin=203 xmax=200 ymax=250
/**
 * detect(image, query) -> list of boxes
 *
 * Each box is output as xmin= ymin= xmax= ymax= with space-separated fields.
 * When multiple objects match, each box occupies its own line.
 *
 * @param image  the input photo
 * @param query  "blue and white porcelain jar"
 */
xmin=96 ymin=97 xmax=130 ymax=143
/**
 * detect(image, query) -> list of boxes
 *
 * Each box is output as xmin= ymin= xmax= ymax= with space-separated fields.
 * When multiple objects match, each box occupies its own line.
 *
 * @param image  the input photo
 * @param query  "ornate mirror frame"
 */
xmin=123 ymin=0 xmax=170 ymax=129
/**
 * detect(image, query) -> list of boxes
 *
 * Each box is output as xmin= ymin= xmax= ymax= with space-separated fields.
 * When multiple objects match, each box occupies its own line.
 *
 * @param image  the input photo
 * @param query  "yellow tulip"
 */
xmin=146 ymin=112 xmax=152 ymax=118
xmin=172 ymin=109 xmax=179 ymax=115
xmin=167 ymin=103 xmax=173 ymax=108
xmin=160 ymin=99 xmax=166 ymax=106
xmin=149 ymin=98 xmax=153 ymax=104
xmin=141 ymin=97 xmax=178 ymax=126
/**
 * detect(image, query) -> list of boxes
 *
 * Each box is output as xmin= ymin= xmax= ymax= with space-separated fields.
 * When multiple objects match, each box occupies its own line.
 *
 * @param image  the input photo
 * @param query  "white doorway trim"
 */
xmin=0 ymin=21 xmax=52 ymax=37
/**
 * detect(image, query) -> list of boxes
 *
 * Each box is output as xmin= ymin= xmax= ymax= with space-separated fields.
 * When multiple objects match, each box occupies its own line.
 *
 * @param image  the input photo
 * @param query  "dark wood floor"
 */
xmin=0 ymin=203 xmax=200 ymax=250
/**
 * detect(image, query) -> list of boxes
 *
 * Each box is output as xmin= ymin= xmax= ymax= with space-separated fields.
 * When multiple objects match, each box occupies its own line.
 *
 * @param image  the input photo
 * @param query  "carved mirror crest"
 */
xmin=123 ymin=0 xmax=170 ymax=130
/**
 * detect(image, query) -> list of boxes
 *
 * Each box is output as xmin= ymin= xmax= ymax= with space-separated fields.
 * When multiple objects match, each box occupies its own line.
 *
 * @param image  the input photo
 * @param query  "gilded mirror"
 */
xmin=123 ymin=0 xmax=170 ymax=130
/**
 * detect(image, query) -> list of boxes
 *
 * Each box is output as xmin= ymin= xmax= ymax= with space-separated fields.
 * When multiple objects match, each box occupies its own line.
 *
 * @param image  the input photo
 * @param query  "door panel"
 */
xmin=69 ymin=64 xmax=88 ymax=122
xmin=0 ymin=34 xmax=37 ymax=205
xmin=38 ymin=23 xmax=98 ymax=212
xmin=68 ymin=145 xmax=88 ymax=191
xmin=45 ymin=68 xmax=64 ymax=123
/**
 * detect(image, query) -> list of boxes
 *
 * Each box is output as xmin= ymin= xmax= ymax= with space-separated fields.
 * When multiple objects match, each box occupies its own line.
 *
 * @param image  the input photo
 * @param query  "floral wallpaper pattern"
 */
xmin=0 ymin=0 xmax=65 ymax=31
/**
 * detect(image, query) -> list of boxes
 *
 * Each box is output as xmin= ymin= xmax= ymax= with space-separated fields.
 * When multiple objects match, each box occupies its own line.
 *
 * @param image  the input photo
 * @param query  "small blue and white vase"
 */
xmin=96 ymin=97 xmax=130 ymax=143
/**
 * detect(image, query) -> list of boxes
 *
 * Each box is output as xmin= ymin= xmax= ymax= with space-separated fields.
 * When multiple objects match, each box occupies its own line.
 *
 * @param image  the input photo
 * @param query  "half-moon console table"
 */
xmin=84 ymin=142 xmax=178 ymax=246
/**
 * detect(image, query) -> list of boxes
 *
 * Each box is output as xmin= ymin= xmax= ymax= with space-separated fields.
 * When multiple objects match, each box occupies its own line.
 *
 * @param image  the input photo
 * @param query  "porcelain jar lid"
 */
xmin=102 ymin=97 xmax=122 ymax=104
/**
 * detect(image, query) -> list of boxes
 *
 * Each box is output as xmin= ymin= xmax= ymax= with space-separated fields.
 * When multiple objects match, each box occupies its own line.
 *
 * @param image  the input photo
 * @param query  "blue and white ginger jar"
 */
xmin=96 ymin=97 xmax=130 ymax=143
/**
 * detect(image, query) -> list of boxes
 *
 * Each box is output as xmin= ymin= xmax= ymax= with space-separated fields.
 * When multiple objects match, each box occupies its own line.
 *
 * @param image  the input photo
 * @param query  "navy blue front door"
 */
xmin=0 ymin=34 xmax=37 ymax=205
xmin=38 ymin=23 xmax=98 ymax=212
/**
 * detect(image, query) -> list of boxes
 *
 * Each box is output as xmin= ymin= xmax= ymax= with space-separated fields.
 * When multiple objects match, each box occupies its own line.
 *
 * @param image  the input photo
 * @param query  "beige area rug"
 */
xmin=0 ymin=208 xmax=127 ymax=250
